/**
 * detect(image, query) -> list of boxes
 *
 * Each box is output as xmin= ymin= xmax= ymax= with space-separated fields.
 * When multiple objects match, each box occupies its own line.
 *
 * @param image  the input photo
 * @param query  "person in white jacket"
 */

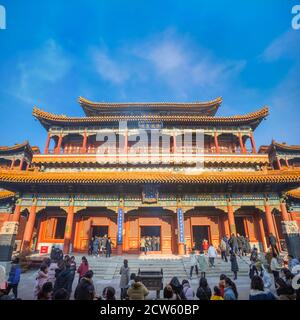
xmin=189 ymin=249 xmax=199 ymax=279
xmin=258 ymin=264 xmax=273 ymax=290
xmin=208 ymin=244 xmax=217 ymax=267
xmin=270 ymin=253 xmax=282 ymax=283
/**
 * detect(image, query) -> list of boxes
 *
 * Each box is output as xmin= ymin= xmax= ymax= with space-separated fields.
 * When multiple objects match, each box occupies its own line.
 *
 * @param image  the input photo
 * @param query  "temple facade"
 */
xmin=0 ymin=97 xmax=300 ymax=255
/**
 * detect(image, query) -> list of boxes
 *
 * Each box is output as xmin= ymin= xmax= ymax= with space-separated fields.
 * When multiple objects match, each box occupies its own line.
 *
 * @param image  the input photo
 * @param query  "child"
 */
xmin=218 ymin=274 xmax=227 ymax=297
xmin=211 ymin=286 xmax=224 ymax=300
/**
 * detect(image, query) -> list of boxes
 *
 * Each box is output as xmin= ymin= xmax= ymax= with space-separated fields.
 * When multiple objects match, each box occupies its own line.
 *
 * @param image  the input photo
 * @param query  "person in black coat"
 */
xmin=74 ymin=270 xmax=96 ymax=300
xmin=269 ymin=233 xmax=279 ymax=255
xmin=230 ymin=251 xmax=239 ymax=280
xmin=229 ymin=234 xmax=238 ymax=254
xmin=53 ymin=261 xmax=73 ymax=299
xmin=196 ymin=277 xmax=212 ymax=300
xmin=169 ymin=277 xmax=184 ymax=299
xmin=105 ymin=237 xmax=112 ymax=258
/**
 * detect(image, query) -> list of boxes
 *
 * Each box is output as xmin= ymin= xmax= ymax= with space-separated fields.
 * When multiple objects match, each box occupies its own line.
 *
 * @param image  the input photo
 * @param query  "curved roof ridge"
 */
xmin=78 ymin=96 xmax=223 ymax=107
xmin=33 ymin=106 xmax=269 ymax=122
xmin=0 ymin=140 xmax=31 ymax=152
xmin=272 ymin=140 xmax=300 ymax=151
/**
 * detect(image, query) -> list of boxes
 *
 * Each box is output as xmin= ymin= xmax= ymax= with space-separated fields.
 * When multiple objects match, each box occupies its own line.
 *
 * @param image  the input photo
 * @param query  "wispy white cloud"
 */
xmin=11 ymin=39 xmax=72 ymax=104
xmin=91 ymin=30 xmax=246 ymax=98
xmin=260 ymin=30 xmax=300 ymax=62
xmin=92 ymin=49 xmax=130 ymax=85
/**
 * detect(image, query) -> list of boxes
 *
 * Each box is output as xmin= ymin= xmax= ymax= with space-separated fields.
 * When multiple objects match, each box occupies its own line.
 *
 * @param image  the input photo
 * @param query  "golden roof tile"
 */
xmin=0 ymin=169 xmax=299 ymax=185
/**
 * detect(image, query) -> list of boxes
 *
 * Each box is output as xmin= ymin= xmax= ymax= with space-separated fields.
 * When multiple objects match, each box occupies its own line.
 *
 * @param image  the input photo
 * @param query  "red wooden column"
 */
xmin=227 ymin=202 xmax=236 ymax=235
xmin=44 ymin=133 xmax=51 ymax=154
xmin=22 ymin=200 xmax=37 ymax=251
xmin=264 ymin=203 xmax=276 ymax=237
xmin=279 ymin=200 xmax=290 ymax=221
xmin=63 ymin=203 xmax=75 ymax=254
xmin=11 ymin=202 xmax=22 ymax=222
xmin=19 ymin=158 xmax=24 ymax=170
xmin=55 ymin=134 xmax=63 ymax=154
xmin=285 ymin=157 xmax=289 ymax=167
xmin=214 ymin=132 xmax=219 ymax=154
xmin=10 ymin=158 xmax=15 ymax=170
xmin=250 ymin=132 xmax=257 ymax=154
xmin=124 ymin=130 xmax=128 ymax=154
xmin=81 ymin=132 xmax=87 ymax=154
xmin=221 ymin=213 xmax=230 ymax=237
xmin=238 ymin=133 xmax=246 ymax=154
xmin=276 ymin=157 xmax=282 ymax=170
xmin=257 ymin=213 xmax=267 ymax=252
xmin=173 ymin=132 xmax=177 ymax=154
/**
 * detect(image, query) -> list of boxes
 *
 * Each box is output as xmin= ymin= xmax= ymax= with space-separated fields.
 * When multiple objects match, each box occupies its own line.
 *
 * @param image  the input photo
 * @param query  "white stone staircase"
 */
xmin=74 ymin=254 xmax=251 ymax=281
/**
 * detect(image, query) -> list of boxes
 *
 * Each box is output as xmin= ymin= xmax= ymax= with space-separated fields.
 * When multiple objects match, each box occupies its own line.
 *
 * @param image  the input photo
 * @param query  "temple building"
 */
xmin=0 ymin=97 xmax=300 ymax=255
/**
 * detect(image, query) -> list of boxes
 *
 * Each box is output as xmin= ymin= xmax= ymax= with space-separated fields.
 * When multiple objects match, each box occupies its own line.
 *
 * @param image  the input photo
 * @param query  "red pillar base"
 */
xmin=117 ymin=244 xmax=123 ymax=255
xmin=178 ymin=243 xmax=185 ymax=255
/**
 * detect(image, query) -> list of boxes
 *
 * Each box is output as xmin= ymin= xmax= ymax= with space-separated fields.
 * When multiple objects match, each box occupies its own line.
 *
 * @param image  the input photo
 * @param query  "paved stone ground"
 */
xmin=11 ymin=255 xmax=278 ymax=300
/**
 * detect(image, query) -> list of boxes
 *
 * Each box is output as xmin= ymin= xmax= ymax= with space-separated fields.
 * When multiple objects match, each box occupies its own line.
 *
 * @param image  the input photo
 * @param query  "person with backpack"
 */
xmin=196 ymin=277 xmax=212 ymax=300
xmin=181 ymin=279 xmax=195 ymax=300
xmin=7 ymin=257 xmax=21 ymax=299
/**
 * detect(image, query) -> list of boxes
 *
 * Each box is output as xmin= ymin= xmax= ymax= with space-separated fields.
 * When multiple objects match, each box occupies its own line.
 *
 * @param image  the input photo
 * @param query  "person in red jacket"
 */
xmin=77 ymin=256 xmax=89 ymax=282
xmin=202 ymin=239 xmax=209 ymax=253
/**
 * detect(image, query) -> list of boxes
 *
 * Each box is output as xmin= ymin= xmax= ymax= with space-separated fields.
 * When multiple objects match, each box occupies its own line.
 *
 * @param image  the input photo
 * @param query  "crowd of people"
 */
xmin=88 ymin=235 xmax=113 ymax=258
xmin=140 ymin=236 xmax=161 ymax=253
xmin=0 ymin=233 xmax=300 ymax=300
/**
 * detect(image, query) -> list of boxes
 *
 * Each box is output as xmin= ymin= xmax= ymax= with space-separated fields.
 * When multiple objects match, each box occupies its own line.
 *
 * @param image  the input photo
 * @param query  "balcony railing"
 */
xmin=47 ymin=146 xmax=255 ymax=155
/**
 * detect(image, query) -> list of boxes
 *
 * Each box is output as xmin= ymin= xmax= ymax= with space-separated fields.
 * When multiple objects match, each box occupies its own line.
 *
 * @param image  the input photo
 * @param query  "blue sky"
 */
xmin=0 ymin=0 xmax=299 ymax=149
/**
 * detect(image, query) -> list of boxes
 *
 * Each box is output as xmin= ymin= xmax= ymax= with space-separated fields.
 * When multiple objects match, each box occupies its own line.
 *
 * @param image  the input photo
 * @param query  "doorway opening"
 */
xmin=91 ymin=226 xmax=108 ymax=238
xmin=192 ymin=226 xmax=210 ymax=250
xmin=140 ymin=226 xmax=161 ymax=252
xmin=235 ymin=217 xmax=246 ymax=236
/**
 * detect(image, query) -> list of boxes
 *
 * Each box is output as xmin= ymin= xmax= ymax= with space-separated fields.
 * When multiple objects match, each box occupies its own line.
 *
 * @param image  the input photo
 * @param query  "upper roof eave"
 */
xmin=32 ymin=106 xmax=269 ymax=131
xmin=78 ymin=96 xmax=223 ymax=116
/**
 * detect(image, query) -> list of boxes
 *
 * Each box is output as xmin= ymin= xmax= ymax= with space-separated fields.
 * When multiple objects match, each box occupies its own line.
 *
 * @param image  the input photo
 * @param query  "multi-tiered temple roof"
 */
xmin=33 ymin=96 xmax=269 ymax=130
